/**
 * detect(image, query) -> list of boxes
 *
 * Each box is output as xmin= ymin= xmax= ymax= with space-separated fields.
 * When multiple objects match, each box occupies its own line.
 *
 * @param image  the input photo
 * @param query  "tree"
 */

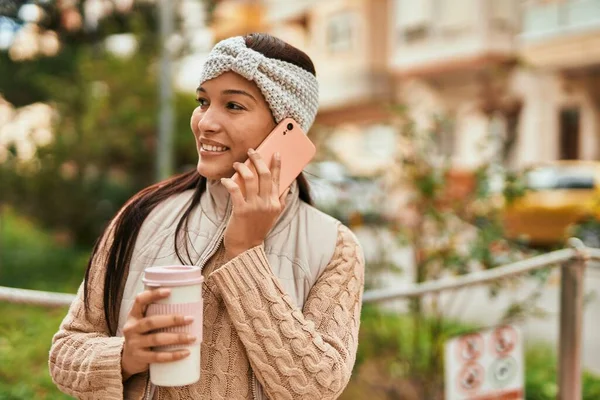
xmin=382 ymin=106 xmax=536 ymax=398
xmin=1 ymin=3 xmax=199 ymax=246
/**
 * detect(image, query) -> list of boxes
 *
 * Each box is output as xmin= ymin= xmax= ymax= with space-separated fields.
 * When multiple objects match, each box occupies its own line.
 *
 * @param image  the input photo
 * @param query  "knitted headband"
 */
xmin=198 ymin=36 xmax=319 ymax=133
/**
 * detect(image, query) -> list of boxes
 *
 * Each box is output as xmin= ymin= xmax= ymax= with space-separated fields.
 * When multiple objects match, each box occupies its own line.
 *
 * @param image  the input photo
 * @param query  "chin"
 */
xmin=196 ymin=160 xmax=233 ymax=181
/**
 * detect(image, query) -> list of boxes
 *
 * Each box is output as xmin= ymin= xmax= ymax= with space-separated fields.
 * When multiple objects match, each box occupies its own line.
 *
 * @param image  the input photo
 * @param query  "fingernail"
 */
xmin=184 ymin=316 xmax=195 ymax=323
xmin=187 ymin=335 xmax=197 ymax=342
xmin=275 ymin=152 xmax=281 ymax=160
xmin=248 ymin=148 xmax=255 ymax=154
xmin=159 ymin=288 xmax=170 ymax=296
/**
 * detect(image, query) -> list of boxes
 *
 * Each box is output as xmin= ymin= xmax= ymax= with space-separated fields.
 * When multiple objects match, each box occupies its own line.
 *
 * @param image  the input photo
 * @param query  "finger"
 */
xmin=248 ymin=149 xmax=272 ymax=198
xmin=279 ymin=187 xmax=291 ymax=209
xmin=230 ymin=171 xmax=245 ymax=198
xmin=221 ymin=178 xmax=246 ymax=209
xmin=137 ymin=349 xmax=191 ymax=364
xmin=138 ymin=332 xmax=197 ymax=349
xmin=234 ymin=162 xmax=258 ymax=199
xmin=132 ymin=314 xmax=194 ymax=335
xmin=271 ymin=152 xmax=282 ymax=199
xmin=129 ymin=289 xmax=170 ymax=319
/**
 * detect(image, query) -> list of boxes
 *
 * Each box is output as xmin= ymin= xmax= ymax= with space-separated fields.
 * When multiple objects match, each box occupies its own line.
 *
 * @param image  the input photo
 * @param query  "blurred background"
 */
xmin=1 ymin=0 xmax=600 ymax=399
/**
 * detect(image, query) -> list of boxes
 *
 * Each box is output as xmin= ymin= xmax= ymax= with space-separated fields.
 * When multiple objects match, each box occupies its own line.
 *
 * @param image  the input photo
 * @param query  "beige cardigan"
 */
xmin=49 ymin=182 xmax=365 ymax=399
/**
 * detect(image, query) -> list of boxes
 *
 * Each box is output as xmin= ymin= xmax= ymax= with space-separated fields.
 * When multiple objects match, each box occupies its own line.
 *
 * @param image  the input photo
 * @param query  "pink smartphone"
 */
xmin=232 ymin=118 xmax=316 ymax=197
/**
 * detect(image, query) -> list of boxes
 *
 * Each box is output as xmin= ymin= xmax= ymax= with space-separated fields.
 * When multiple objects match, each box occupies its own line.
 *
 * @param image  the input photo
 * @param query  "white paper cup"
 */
xmin=143 ymin=265 xmax=203 ymax=387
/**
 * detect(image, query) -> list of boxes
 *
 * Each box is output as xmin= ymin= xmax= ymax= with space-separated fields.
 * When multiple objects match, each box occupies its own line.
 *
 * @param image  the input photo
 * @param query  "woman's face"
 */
xmin=191 ymin=71 xmax=276 ymax=180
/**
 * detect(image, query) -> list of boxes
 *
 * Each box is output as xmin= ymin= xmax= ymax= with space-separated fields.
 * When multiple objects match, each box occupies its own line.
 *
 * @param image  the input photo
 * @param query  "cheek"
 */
xmin=228 ymin=123 xmax=259 ymax=149
xmin=237 ymin=119 xmax=276 ymax=150
xmin=230 ymin=134 xmax=262 ymax=162
xmin=190 ymin=113 xmax=198 ymax=135
xmin=190 ymin=112 xmax=198 ymax=131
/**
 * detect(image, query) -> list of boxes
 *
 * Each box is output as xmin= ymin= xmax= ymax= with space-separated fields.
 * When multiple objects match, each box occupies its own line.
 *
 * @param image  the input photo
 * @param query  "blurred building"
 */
xmin=518 ymin=0 xmax=600 ymax=165
xmin=392 ymin=0 xmax=520 ymax=170
xmin=208 ymin=0 xmax=398 ymax=178
xmin=206 ymin=0 xmax=600 ymax=174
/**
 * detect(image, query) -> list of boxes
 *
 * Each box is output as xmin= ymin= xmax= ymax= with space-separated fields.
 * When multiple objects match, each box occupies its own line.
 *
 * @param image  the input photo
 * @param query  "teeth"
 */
xmin=202 ymin=144 xmax=228 ymax=152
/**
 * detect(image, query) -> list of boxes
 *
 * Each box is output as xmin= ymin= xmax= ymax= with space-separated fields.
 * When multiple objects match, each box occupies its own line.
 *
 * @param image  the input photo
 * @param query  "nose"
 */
xmin=196 ymin=106 xmax=221 ymax=135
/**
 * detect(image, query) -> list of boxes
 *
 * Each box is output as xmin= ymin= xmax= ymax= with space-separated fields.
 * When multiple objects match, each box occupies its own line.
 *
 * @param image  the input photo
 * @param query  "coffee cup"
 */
xmin=142 ymin=265 xmax=203 ymax=387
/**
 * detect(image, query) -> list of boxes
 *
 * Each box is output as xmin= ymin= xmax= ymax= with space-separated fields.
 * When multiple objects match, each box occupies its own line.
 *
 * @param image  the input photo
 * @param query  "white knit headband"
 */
xmin=198 ymin=36 xmax=319 ymax=133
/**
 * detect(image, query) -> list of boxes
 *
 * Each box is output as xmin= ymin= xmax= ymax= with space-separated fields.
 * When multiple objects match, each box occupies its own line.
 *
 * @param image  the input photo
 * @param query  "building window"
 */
xmin=437 ymin=0 xmax=474 ymax=35
xmin=559 ymin=107 xmax=581 ymax=160
xmin=327 ymin=11 xmax=355 ymax=53
xmin=403 ymin=26 xmax=429 ymax=43
xmin=396 ymin=0 xmax=432 ymax=44
xmin=501 ymin=104 xmax=521 ymax=163
xmin=435 ymin=116 xmax=455 ymax=158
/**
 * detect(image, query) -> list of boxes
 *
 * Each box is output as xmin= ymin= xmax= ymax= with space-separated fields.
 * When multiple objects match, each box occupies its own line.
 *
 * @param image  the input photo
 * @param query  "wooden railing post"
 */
xmin=558 ymin=239 xmax=587 ymax=400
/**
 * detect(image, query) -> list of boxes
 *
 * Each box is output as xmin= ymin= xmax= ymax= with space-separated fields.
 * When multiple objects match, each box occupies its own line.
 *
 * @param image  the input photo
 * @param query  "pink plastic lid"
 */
xmin=142 ymin=265 xmax=204 ymax=287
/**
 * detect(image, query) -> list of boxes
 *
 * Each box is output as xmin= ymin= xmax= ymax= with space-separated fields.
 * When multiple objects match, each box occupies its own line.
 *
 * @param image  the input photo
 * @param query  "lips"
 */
xmin=201 ymin=143 xmax=229 ymax=152
xmin=199 ymin=138 xmax=230 ymax=153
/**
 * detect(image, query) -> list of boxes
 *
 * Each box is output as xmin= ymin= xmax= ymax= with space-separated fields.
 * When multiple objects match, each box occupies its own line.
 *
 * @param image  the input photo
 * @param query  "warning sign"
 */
xmin=445 ymin=324 xmax=524 ymax=400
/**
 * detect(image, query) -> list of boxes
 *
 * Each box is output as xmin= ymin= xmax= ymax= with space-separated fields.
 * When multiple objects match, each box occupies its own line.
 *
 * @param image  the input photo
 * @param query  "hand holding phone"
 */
xmin=231 ymin=118 xmax=315 ymax=198
xmin=222 ymin=119 xmax=315 ymax=259
xmin=221 ymin=118 xmax=315 ymax=258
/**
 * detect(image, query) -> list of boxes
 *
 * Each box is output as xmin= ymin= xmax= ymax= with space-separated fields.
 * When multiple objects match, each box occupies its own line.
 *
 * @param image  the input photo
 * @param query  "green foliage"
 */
xmin=1 ymin=12 xmax=199 ymax=247
xmin=503 ymin=170 xmax=528 ymax=205
xmin=0 ymin=3 xmax=160 ymax=107
xmin=340 ymin=306 xmax=600 ymax=400
xmin=4 ymin=302 xmax=599 ymax=400
xmin=366 ymin=106 xmax=551 ymax=397
xmin=0 ymin=211 xmax=84 ymax=398
xmin=355 ymin=306 xmax=474 ymax=375
xmin=524 ymin=344 xmax=600 ymax=400
xmin=0 ymin=208 xmax=88 ymax=292
xmin=393 ymin=108 xmax=529 ymax=278
xmin=0 ymin=303 xmax=71 ymax=400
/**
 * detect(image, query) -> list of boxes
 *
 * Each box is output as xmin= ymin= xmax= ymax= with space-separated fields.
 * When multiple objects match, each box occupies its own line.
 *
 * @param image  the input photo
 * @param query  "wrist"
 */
xmin=121 ymin=364 xmax=133 ymax=382
xmin=120 ymin=354 xmax=135 ymax=382
xmin=224 ymin=242 xmax=262 ymax=260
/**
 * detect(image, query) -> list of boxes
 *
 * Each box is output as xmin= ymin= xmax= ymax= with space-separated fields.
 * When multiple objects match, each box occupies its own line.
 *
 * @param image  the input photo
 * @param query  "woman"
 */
xmin=49 ymin=33 xmax=364 ymax=400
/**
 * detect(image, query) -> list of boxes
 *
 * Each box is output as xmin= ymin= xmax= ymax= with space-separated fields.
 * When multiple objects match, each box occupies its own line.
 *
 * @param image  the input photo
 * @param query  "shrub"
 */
xmin=0 ymin=303 xmax=71 ymax=399
xmin=0 ymin=208 xmax=88 ymax=293
xmin=341 ymin=306 xmax=600 ymax=400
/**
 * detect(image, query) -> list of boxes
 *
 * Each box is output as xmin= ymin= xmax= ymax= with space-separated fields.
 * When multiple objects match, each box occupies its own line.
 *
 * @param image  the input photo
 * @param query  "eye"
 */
xmin=226 ymin=102 xmax=245 ymax=111
xmin=195 ymin=97 xmax=209 ymax=109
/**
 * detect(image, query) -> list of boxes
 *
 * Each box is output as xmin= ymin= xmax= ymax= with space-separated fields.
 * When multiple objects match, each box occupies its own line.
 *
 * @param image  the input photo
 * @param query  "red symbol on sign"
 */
xmin=470 ymin=389 xmax=524 ymax=400
xmin=491 ymin=325 xmax=517 ymax=356
xmin=456 ymin=333 xmax=484 ymax=361
xmin=457 ymin=362 xmax=485 ymax=393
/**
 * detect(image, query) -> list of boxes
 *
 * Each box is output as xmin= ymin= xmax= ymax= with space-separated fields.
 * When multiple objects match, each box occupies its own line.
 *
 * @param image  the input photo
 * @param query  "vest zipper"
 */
xmin=198 ymin=201 xmax=231 ymax=272
xmin=141 ymin=201 xmax=232 ymax=400
xmin=198 ymin=223 xmax=227 ymax=271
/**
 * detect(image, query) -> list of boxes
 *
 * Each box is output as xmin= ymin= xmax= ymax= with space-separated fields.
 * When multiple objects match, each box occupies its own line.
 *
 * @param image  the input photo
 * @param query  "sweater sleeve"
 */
xmin=210 ymin=224 xmax=365 ymax=400
xmin=48 ymin=223 xmax=133 ymax=400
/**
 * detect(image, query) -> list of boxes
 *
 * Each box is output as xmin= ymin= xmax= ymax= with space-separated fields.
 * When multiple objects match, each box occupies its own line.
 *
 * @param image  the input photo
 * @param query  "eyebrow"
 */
xmin=196 ymin=87 xmax=257 ymax=103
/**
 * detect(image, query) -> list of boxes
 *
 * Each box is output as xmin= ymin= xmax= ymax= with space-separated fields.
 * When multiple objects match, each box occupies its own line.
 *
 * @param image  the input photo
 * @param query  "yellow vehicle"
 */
xmin=503 ymin=161 xmax=600 ymax=247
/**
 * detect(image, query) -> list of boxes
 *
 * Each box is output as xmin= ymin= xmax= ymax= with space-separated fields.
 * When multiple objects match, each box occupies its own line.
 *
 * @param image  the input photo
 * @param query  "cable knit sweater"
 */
xmin=49 ymin=220 xmax=364 ymax=399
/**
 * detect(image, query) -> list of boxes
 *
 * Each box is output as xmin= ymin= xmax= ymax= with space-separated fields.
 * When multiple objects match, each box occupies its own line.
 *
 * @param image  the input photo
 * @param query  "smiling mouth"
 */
xmin=201 ymin=143 xmax=230 ymax=153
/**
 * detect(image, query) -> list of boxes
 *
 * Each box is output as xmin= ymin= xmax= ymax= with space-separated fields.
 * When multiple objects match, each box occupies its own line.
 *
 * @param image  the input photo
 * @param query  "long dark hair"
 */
xmin=84 ymin=33 xmax=316 ymax=335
